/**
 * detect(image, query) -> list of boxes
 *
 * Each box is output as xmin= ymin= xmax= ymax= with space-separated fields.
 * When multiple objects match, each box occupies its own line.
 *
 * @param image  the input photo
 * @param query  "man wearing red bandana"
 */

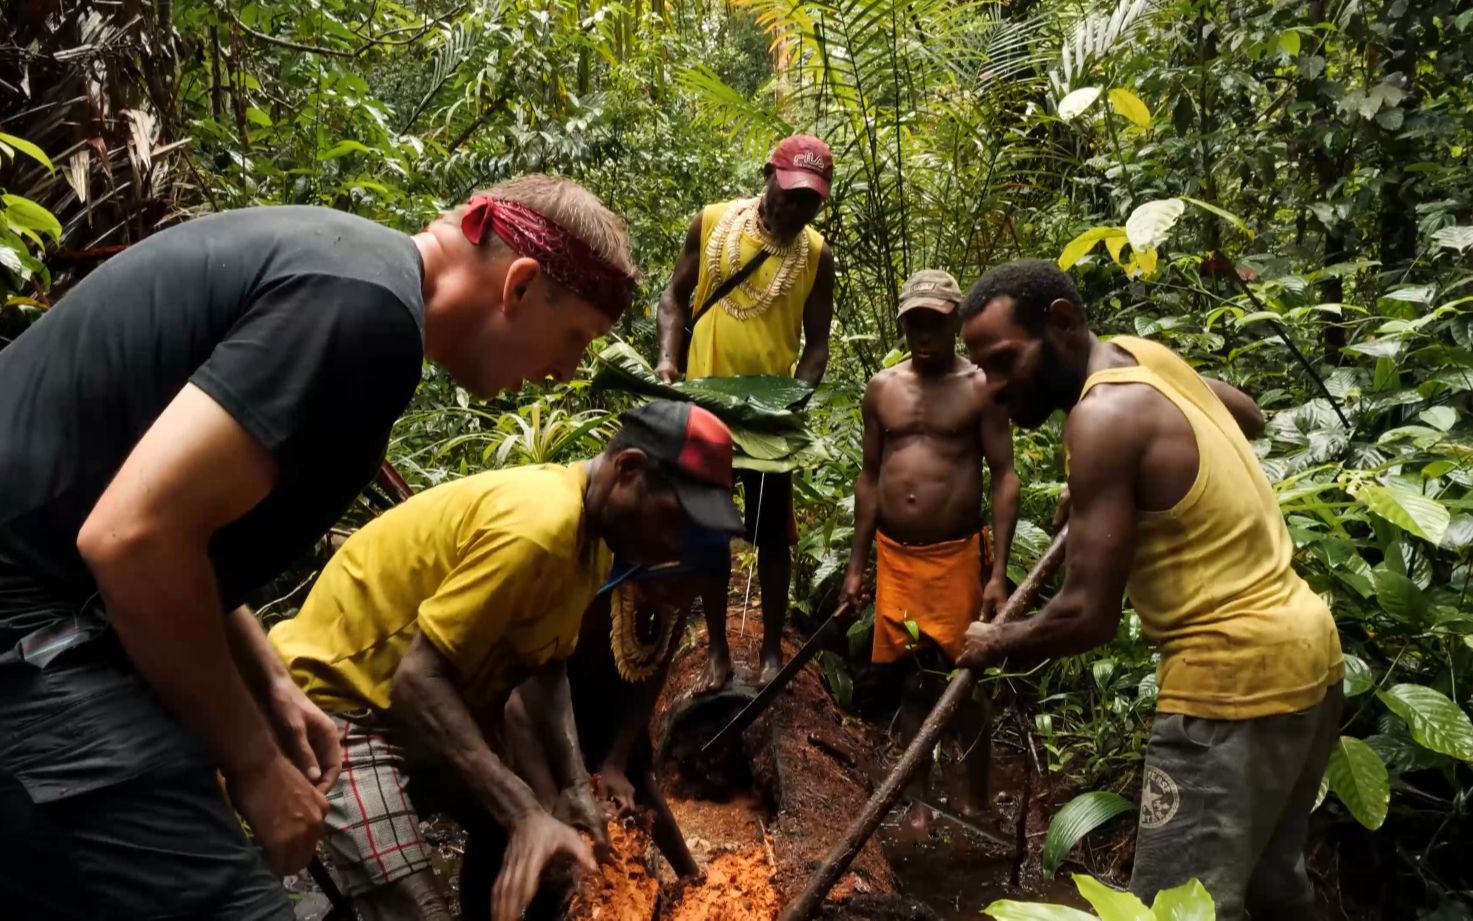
xmin=0 ymin=175 xmax=635 ymax=920
xmin=655 ymin=135 xmax=838 ymax=692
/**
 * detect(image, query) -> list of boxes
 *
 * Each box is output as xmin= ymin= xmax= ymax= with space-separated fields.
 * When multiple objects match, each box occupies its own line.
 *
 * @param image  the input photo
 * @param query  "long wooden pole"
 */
xmin=777 ymin=526 xmax=1070 ymax=921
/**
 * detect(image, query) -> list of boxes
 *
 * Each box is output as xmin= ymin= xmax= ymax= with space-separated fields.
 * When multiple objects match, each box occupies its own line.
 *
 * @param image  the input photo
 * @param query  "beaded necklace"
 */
xmin=702 ymin=197 xmax=809 ymax=320
xmin=609 ymin=583 xmax=677 ymax=683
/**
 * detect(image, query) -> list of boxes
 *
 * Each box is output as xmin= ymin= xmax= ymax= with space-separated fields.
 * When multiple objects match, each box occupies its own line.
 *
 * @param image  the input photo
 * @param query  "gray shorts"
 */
xmin=1130 ymin=684 xmax=1343 ymax=921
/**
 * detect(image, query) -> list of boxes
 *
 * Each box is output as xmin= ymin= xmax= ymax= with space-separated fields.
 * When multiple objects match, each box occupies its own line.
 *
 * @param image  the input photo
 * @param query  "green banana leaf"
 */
xmin=592 ymin=342 xmax=824 ymax=473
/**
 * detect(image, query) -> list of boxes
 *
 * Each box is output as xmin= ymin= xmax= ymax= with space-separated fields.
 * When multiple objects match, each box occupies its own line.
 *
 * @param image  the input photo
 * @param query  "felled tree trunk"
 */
xmin=567 ymin=611 xmax=939 ymax=921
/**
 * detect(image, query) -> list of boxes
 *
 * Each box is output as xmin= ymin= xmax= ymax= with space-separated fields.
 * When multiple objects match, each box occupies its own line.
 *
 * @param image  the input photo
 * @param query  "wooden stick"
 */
xmin=776 ymin=527 xmax=1069 ymax=921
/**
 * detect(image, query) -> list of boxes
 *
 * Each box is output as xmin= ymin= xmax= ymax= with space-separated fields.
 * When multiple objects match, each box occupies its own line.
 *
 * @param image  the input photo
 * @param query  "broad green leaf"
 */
xmin=983 ymin=901 xmax=1097 ymax=921
xmin=1041 ymin=792 xmax=1134 ymax=878
xmin=1420 ymin=406 xmax=1457 ymax=431
xmin=320 ymin=139 xmax=374 ymax=160
xmin=1125 ymin=199 xmax=1186 ymax=251
xmin=1 ymin=195 xmax=62 ymax=242
xmin=1365 ymin=732 xmax=1453 ymax=774
xmin=1150 ymin=878 xmax=1216 ymax=921
xmin=1325 ymin=736 xmax=1389 ymax=829
xmin=0 ymin=132 xmax=55 ymax=172
xmin=1354 ymin=482 xmax=1450 ymax=545
xmin=1433 ymin=225 xmax=1473 ymax=253
xmin=1384 ymin=285 xmax=1434 ymax=304
xmin=0 ymin=244 xmax=23 ymax=275
xmin=1125 ymin=246 xmax=1159 ymax=279
xmin=1377 ymin=684 xmax=1473 ymax=761
xmin=245 ymin=107 xmax=273 ymax=127
xmin=1180 ymin=196 xmax=1256 ymax=240
xmin=1342 ymin=654 xmax=1373 ymax=697
xmin=1278 ymin=30 xmax=1302 ymax=55
xmin=1074 ymin=874 xmax=1152 ymax=921
xmin=1058 ymin=225 xmax=1125 ymax=269
xmin=1057 ymin=86 xmax=1102 ymax=120
xmin=684 ymin=374 xmax=813 ymax=411
xmin=1107 ymin=88 xmax=1151 ymax=128
xmin=1372 ymin=568 xmax=1429 ymax=623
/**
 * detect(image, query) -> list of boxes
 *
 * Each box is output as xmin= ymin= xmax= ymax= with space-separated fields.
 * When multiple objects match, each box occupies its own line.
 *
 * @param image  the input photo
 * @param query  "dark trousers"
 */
xmin=0 ymin=645 xmax=289 ymax=920
xmin=1130 ymin=684 xmax=1344 ymax=920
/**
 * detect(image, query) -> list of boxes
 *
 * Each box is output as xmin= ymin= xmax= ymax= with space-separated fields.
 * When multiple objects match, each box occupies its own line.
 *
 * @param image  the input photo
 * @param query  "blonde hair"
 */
xmin=445 ymin=174 xmax=638 ymax=279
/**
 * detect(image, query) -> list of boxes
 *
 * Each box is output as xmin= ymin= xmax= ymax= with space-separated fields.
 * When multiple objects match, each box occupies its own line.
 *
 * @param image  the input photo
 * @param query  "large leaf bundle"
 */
xmin=591 ymin=342 xmax=823 ymax=473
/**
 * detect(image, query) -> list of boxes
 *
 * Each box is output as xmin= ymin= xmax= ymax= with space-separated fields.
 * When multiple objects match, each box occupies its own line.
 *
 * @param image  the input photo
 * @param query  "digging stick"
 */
xmin=776 ymin=526 xmax=1069 ymax=921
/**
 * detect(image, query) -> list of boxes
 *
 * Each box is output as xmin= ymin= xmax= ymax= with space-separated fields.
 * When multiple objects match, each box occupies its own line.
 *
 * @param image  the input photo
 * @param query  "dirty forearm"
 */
xmin=657 ymin=288 xmax=687 ymax=371
xmin=987 ymin=468 xmax=1020 ymax=583
xmin=392 ymin=639 xmax=541 ymax=826
xmin=848 ymin=470 xmax=879 ymax=579
xmin=525 ymin=665 xmax=592 ymax=792
xmin=987 ymin=589 xmax=1118 ymax=668
xmin=224 ymin=604 xmax=293 ymax=702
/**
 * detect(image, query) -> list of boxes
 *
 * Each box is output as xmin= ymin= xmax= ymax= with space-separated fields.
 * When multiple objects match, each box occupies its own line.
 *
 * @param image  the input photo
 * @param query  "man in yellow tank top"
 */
xmin=654 ymin=135 xmax=837 ymax=691
xmin=955 ymin=260 xmax=1344 ymax=919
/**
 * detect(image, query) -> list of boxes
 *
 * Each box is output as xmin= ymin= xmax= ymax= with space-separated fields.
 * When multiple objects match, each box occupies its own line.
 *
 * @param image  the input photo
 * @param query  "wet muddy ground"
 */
xmin=289 ymin=592 xmax=1096 ymax=920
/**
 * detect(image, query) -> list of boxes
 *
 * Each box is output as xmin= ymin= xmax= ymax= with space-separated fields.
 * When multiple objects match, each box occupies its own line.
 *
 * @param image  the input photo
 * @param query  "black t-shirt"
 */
xmin=0 ymin=206 xmax=425 ymax=657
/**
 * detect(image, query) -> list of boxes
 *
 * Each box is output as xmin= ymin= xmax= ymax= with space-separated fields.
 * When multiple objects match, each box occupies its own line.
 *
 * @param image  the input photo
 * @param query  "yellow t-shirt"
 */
xmin=1078 ymin=337 xmax=1344 ymax=720
xmin=269 ymin=463 xmax=613 ymax=716
xmin=685 ymin=198 xmax=825 ymax=379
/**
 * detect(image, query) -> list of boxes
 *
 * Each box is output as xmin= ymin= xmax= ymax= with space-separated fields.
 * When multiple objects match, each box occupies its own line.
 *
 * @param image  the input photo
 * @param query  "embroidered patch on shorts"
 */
xmin=1139 ymin=765 xmax=1181 ymax=830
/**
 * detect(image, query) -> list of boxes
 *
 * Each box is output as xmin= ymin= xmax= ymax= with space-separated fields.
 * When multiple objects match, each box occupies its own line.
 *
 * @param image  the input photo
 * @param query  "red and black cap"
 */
xmin=615 ymin=401 xmax=744 ymax=535
xmin=769 ymin=134 xmax=835 ymax=199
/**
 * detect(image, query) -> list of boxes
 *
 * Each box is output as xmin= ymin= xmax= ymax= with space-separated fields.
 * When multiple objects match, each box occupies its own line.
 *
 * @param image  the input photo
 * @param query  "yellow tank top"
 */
xmin=686 ymin=199 xmax=825 ymax=379
xmin=1079 ymin=337 xmax=1343 ymax=720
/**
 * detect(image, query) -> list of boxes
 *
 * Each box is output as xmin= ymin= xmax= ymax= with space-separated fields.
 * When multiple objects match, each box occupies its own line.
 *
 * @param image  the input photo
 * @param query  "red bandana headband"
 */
xmin=460 ymin=195 xmax=635 ymax=322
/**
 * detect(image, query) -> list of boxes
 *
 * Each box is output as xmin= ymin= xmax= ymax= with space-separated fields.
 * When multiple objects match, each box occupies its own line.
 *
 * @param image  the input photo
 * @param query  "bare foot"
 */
xmin=903 ymin=801 xmax=933 ymax=836
xmin=696 ymin=653 xmax=733 ymax=696
xmin=755 ymin=652 xmax=784 ymax=688
xmin=955 ymin=796 xmax=988 ymax=823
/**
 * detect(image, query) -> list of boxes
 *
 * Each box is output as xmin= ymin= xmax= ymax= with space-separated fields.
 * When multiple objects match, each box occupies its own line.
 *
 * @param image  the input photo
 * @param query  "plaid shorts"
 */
xmin=323 ymin=714 xmax=435 ymax=896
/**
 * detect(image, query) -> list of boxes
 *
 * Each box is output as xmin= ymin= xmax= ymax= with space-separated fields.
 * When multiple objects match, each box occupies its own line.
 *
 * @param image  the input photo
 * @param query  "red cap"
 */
xmin=615 ymin=401 xmax=743 ymax=534
xmin=769 ymin=134 xmax=834 ymax=199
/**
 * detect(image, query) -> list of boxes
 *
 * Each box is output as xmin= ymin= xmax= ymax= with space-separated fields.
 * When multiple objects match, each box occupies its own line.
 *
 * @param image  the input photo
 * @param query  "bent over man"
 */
xmin=0 ymin=177 xmax=636 ymax=920
xmin=269 ymin=402 xmax=743 ymax=921
xmin=958 ymin=260 xmax=1343 ymax=920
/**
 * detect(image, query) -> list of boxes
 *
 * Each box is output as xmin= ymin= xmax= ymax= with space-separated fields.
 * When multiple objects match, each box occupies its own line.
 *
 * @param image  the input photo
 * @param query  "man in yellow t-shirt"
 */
xmin=654 ymin=135 xmax=838 ymax=692
xmin=268 ymin=400 xmax=742 ymax=921
xmin=957 ymin=260 xmax=1344 ymax=920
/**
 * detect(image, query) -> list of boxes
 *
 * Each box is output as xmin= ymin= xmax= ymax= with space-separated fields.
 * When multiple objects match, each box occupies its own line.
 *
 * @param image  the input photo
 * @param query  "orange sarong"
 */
xmin=871 ymin=529 xmax=990 ymax=664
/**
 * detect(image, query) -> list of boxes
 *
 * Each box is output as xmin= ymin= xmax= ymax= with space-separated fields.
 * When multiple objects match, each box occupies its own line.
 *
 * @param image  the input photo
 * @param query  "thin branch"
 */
xmin=213 ymin=1 xmax=465 ymax=59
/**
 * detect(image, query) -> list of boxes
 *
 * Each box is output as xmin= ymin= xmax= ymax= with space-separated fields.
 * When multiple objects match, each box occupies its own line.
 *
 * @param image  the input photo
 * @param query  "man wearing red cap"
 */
xmin=0 ymin=175 xmax=636 ymax=920
xmin=655 ymin=134 xmax=838 ymax=692
xmin=269 ymin=400 xmax=743 ymax=921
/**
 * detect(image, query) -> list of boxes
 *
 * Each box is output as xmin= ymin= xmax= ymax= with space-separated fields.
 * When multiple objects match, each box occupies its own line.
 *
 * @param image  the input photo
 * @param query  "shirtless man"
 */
xmin=957 ymin=260 xmax=1342 ymax=919
xmin=840 ymin=269 xmax=1020 ymax=830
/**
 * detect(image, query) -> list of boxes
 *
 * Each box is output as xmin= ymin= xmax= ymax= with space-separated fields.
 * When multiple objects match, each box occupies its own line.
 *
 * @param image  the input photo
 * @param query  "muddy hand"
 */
xmin=227 ymin=751 xmax=329 ymax=876
xmin=492 ymin=810 xmax=597 ymax=921
xmin=979 ymin=576 xmax=1010 ymax=624
xmin=957 ymin=620 xmax=1002 ymax=670
xmin=838 ymin=570 xmax=866 ymax=616
xmin=1052 ymin=486 xmax=1072 ymax=532
xmin=267 ymin=676 xmax=342 ymax=792
xmin=655 ymin=361 xmax=681 ymax=385
xmin=596 ymin=765 xmax=637 ymax=816
xmin=554 ymin=782 xmax=610 ymax=859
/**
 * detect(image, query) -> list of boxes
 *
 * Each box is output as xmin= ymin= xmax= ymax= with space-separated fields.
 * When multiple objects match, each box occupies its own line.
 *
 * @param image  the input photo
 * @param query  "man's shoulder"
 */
xmin=464 ymin=464 xmax=588 ymax=556
xmin=1067 ymin=383 xmax=1159 ymax=448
